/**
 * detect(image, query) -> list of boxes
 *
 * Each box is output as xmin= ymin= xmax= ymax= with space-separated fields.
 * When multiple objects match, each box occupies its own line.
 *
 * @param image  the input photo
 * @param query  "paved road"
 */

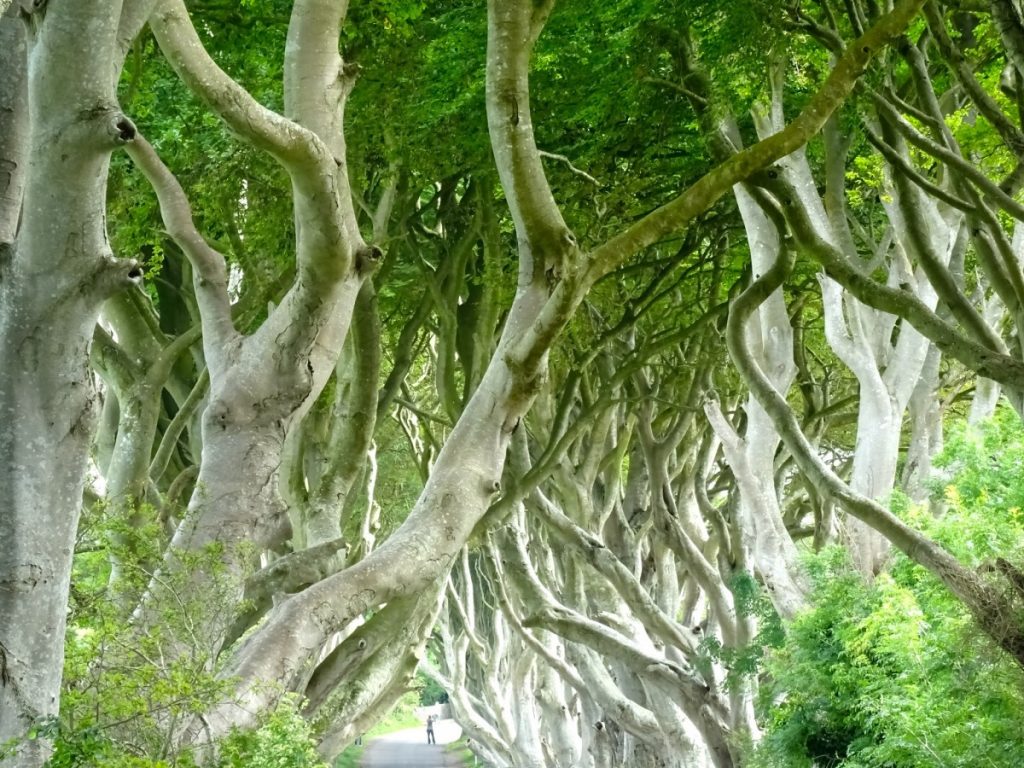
xmin=360 ymin=719 xmax=463 ymax=768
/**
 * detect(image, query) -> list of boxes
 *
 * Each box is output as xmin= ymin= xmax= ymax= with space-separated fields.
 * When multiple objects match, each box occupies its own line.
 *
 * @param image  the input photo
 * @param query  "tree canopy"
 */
xmin=3 ymin=1 xmax=1024 ymax=767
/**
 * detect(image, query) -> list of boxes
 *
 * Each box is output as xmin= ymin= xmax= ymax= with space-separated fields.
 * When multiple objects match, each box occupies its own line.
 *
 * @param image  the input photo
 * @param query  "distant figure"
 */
xmin=426 ymin=714 xmax=436 ymax=745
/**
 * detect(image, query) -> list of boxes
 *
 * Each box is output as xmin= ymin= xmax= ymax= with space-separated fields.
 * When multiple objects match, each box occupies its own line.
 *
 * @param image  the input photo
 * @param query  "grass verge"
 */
xmin=445 ymin=739 xmax=479 ymax=767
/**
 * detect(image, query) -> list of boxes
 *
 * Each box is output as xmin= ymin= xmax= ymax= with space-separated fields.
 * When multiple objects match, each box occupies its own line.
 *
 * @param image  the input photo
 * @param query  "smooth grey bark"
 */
xmin=283 ymin=280 xmax=381 ymax=553
xmin=125 ymin=0 xmax=376 ymax=656
xmin=489 ymin=520 xmax=692 ymax=765
xmin=707 ymin=179 xmax=807 ymax=620
xmin=901 ymin=343 xmax=942 ymax=502
xmin=0 ymin=6 xmax=26 ymax=245
xmin=491 ymin=387 xmax=731 ymax=767
xmin=0 ymin=3 xmax=140 ymax=763
xmin=969 ymin=278 xmax=1008 ymax=423
xmin=765 ymin=103 xmax=962 ymax=573
xmin=541 ymin=455 xmax=730 ymax=766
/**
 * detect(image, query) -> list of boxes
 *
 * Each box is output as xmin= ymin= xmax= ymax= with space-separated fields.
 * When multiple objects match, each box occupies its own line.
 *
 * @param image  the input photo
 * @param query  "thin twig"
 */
xmin=538 ymin=150 xmax=600 ymax=186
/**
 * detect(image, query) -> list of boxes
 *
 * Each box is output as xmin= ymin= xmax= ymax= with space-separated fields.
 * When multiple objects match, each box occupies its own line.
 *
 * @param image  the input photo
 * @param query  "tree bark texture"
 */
xmin=0 ymin=3 xmax=140 ymax=763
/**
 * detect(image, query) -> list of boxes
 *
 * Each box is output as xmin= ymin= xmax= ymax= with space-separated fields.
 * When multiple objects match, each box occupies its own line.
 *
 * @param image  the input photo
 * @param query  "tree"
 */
xmin=0 ymin=0 xmax=928 ymax=765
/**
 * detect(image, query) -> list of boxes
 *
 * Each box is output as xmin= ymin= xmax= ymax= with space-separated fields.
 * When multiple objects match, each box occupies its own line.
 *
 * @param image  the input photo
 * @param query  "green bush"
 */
xmin=218 ymin=696 xmax=328 ymax=768
xmin=751 ymin=411 xmax=1024 ymax=768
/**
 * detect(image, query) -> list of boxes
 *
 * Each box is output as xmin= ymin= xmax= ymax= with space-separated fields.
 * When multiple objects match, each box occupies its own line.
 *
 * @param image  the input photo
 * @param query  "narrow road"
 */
xmin=359 ymin=719 xmax=463 ymax=768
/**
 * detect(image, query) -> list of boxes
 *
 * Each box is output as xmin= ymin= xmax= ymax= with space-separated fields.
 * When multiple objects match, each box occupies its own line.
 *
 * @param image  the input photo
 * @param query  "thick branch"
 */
xmin=150 ymin=368 xmax=209 ymax=482
xmin=123 ymin=136 xmax=238 ymax=365
xmin=531 ymin=490 xmax=701 ymax=658
xmin=923 ymin=2 xmax=1024 ymax=157
xmin=586 ymin=0 xmax=927 ymax=284
xmin=485 ymin=0 xmax=574 ymax=280
xmin=726 ymin=235 xmax=1024 ymax=667
xmin=768 ymin=177 xmax=1024 ymax=391
xmin=151 ymin=0 xmax=324 ymax=168
xmin=991 ymin=0 xmax=1024 ymax=78
xmin=871 ymin=92 xmax=1024 ymax=221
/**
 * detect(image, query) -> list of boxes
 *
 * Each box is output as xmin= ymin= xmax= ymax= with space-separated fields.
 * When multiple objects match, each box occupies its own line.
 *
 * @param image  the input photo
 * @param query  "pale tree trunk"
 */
xmin=734 ymin=152 xmax=809 ymax=588
xmin=489 ymin=510 xmax=664 ymax=767
xmin=704 ymin=185 xmax=808 ymax=618
xmin=844 ymin=201 xmax=959 ymax=570
xmin=682 ymin=67 xmax=808 ymax=622
xmin=633 ymin=395 xmax=762 ymax=748
xmin=91 ymin=320 xmax=201 ymax=590
xmin=22 ymin=1 xmax=402 ymax=748
xmin=432 ymin=551 xmax=525 ymax=766
xmin=901 ymin=344 xmax=942 ymax=502
xmin=777 ymin=107 xmax=962 ymax=572
xmin=489 ymin=523 xmax=592 ymax=767
xmin=284 ymin=281 xmax=380 ymax=552
xmin=534 ymin=647 xmax=583 ymax=766
xmin=313 ymin=591 xmax=441 ymax=758
xmin=506 ymin=464 xmax=730 ymax=768
xmin=970 ymin=376 xmax=1003 ymax=425
xmin=0 ymin=2 xmax=146 ymax=762
xmin=968 ymin=232 xmax=1019 ymax=423
xmin=124 ymin=0 xmax=376 ymax=648
xmin=429 ymin=631 xmax=515 ymax=766
xmin=528 ymin=555 xmax=724 ymax=767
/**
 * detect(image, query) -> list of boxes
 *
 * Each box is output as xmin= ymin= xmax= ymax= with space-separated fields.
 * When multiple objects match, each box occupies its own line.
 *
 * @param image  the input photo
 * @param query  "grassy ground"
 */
xmin=332 ymin=713 xmax=421 ymax=768
xmin=444 ymin=740 xmax=479 ymax=767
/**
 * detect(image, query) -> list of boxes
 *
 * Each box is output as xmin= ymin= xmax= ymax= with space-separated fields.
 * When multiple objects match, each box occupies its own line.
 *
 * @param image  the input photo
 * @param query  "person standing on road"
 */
xmin=426 ymin=714 xmax=436 ymax=745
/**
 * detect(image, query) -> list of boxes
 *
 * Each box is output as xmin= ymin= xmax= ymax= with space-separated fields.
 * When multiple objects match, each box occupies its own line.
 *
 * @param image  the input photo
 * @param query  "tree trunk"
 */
xmin=0 ymin=4 xmax=139 ymax=762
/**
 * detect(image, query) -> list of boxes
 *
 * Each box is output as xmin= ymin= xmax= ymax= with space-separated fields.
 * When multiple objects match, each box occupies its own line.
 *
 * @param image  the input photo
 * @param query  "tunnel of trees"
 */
xmin=3 ymin=0 xmax=1024 ymax=766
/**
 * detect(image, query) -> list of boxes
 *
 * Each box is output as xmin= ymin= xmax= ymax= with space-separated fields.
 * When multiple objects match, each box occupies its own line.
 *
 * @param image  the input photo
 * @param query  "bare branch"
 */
xmin=123 ymin=135 xmax=238 ymax=366
xmin=538 ymin=150 xmax=600 ymax=186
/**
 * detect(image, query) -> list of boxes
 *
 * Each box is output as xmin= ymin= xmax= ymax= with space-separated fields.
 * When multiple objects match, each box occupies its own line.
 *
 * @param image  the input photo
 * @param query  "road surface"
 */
xmin=360 ymin=719 xmax=463 ymax=767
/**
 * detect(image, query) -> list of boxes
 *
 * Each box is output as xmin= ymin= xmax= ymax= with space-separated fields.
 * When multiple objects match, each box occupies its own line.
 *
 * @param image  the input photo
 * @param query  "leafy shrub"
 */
xmin=218 ymin=696 xmax=328 ymax=768
xmin=750 ymin=411 xmax=1024 ymax=768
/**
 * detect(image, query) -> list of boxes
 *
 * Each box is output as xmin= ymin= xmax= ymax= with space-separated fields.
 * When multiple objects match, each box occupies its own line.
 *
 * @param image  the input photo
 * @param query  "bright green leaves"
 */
xmin=930 ymin=408 xmax=1024 ymax=542
xmin=53 ymin=504 xmax=263 ymax=766
xmin=691 ymin=571 xmax=786 ymax=693
xmin=752 ymin=412 xmax=1024 ymax=768
xmin=219 ymin=696 xmax=329 ymax=768
xmin=343 ymin=0 xmax=426 ymax=41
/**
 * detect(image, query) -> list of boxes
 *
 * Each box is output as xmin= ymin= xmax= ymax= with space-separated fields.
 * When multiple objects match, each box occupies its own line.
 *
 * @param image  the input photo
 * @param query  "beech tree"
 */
xmin=424 ymin=2 xmax=1024 ymax=765
xmin=12 ymin=1 xmax=1021 ymax=767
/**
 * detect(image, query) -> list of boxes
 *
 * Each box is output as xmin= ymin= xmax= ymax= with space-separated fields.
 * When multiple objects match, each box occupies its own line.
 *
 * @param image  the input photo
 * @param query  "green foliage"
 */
xmin=41 ymin=695 xmax=330 ymax=768
xmin=219 ymin=696 xmax=328 ymax=768
xmin=51 ymin=504 xmax=257 ymax=766
xmin=52 ymin=506 xmax=342 ymax=768
xmin=930 ymin=408 xmax=1024 ymax=536
xmin=112 ymin=18 xmax=297 ymax=334
xmin=372 ymin=690 xmax=422 ymax=733
xmin=693 ymin=571 xmax=786 ymax=691
xmin=417 ymin=670 xmax=449 ymax=706
xmin=751 ymin=411 xmax=1024 ymax=768
xmin=331 ymin=745 xmax=364 ymax=768
xmin=443 ymin=739 xmax=477 ymax=767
